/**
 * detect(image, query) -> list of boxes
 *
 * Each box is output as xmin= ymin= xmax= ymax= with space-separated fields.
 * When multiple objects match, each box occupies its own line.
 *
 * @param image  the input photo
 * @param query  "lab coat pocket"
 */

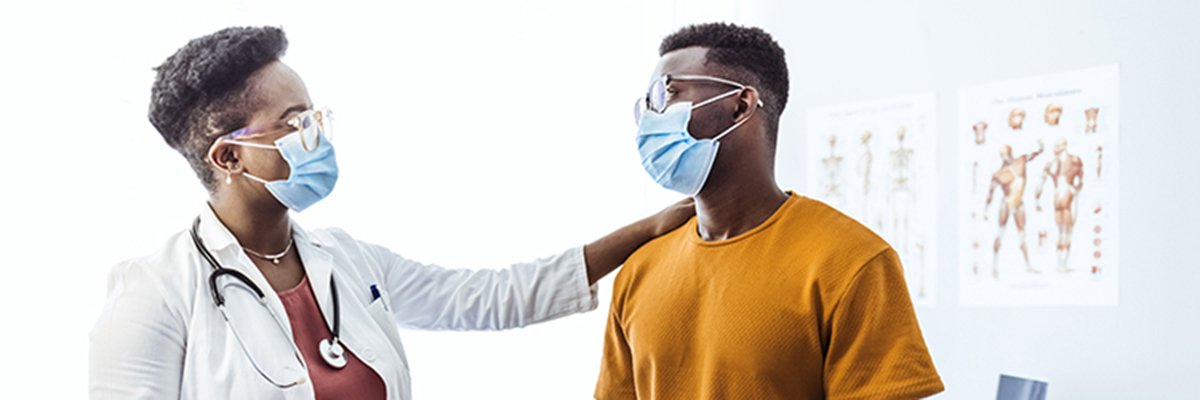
xmin=366 ymin=296 xmax=409 ymax=370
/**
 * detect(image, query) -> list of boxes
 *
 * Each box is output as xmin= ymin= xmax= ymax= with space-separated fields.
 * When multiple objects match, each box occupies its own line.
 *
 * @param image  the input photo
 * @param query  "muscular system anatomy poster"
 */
xmin=806 ymin=92 xmax=937 ymax=307
xmin=958 ymin=65 xmax=1119 ymax=307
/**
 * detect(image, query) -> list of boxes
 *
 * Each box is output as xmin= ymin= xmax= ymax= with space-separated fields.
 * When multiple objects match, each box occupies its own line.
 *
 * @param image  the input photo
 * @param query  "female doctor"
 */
xmin=88 ymin=26 xmax=693 ymax=399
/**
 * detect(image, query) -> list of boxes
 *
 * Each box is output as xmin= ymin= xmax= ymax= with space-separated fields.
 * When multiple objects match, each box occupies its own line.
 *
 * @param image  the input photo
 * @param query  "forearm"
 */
xmin=583 ymin=218 xmax=658 ymax=285
xmin=583 ymin=198 xmax=695 ymax=285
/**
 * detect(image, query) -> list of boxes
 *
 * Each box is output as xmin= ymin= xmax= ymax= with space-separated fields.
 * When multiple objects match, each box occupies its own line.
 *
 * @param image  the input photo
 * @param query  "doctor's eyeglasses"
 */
xmin=224 ymin=107 xmax=334 ymax=151
xmin=633 ymin=75 xmax=755 ymax=124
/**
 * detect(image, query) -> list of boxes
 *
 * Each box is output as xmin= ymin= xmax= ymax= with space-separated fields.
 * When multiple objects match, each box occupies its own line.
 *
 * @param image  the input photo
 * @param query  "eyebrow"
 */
xmin=278 ymin=104 xmax=311 ymax=120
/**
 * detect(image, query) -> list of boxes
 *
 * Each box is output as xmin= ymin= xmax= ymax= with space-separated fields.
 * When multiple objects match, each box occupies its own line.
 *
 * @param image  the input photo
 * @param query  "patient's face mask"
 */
xmin=633 ymin=75 xmax=759 ymax=196
xmin=214 ymin=108 xmax=338 ymax=212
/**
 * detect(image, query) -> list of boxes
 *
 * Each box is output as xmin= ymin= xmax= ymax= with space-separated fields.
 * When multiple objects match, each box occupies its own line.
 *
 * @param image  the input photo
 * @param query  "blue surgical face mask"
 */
xmin=230 ymin=130 xmax=339 ymax=212
xmin=635 ymin=94 xmax=756 ymax=196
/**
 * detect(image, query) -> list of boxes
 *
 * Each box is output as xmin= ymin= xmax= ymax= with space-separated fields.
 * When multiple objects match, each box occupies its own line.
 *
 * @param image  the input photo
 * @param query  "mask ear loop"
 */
xmin=240 ymin=172 xmax=272 ymax=185
xmin=208 ymin=137 xmax=279 ymax=186
xmin=712 ymin=89 xmax=764 ymax=142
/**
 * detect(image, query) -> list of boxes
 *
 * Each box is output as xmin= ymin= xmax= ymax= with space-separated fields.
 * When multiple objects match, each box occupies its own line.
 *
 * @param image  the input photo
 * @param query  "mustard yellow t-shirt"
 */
xmin=595 ymin=194 xmax=943 ymax=400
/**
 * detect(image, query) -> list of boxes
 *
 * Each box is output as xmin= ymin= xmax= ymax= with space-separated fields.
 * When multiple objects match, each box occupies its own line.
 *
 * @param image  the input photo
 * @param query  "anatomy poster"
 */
xmin=806 ymin=93 xmax=938 ymax=307
xmin=958 ymin=65 xmax=1119 ymax=307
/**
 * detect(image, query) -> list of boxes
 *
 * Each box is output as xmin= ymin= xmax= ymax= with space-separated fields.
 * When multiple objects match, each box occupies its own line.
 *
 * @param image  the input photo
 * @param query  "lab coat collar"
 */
xmin=195 ymin=203 xmax=239 ymax=252
xmin=294 ymin=229 xmax=337 ymax=332
xmin=195 ymin=203 xmax=338 ymax=334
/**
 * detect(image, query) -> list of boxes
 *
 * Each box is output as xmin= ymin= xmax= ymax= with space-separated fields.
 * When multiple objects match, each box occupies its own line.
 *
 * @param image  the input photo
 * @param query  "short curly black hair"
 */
xmin=660 ymin=23 xmax=789 ymax=147
xmin=149 ymin=26 xmax=288 ymax=193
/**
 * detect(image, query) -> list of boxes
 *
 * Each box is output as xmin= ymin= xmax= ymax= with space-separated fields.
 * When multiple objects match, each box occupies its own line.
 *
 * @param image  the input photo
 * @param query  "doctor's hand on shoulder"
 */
xmin=583 ymin=196 xmax=696 ymax=285
xmin=88 ymin=26 xmax=694 ymax=400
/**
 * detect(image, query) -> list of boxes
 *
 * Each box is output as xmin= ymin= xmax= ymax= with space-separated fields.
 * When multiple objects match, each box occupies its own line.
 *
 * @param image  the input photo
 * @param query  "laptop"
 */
xmin=997 ymin=374 xmax=1048 ymax=400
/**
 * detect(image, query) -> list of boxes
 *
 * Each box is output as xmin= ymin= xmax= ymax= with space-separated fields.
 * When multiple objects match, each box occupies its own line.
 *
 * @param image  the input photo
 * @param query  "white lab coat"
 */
xmin=89 ymin=206 xmax=598 ymax=399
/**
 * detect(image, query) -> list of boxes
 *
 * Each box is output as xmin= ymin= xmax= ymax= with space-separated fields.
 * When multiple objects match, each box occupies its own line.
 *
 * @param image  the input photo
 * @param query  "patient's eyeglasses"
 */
xmin=633 ymin=75 xmax=756 ymax=124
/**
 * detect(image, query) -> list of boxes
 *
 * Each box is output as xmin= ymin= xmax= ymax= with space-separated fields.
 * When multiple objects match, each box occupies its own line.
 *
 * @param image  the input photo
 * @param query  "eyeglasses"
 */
xmin=225 ymin=107 xmax=334 ymax=151
xmin=633 ymin=75 xmax=758 ymax=124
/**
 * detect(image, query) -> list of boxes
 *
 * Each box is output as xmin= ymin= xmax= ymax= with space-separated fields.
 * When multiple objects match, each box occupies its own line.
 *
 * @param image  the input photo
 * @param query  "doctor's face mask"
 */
xmin=212 ymin=108 xmax=339 ymax=212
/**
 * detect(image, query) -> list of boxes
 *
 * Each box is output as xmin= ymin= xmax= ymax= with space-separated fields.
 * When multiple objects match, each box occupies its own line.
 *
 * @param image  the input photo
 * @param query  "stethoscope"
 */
xmin=190 ymin=216 xmax=347 ymax=387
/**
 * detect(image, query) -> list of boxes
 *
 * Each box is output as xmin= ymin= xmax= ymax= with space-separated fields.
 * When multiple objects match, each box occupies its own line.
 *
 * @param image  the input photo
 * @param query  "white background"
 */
xmin=0 ymin=0 xmax=743 ymax=398
xmin=1 ymin=1 xmax=1198 ymax=399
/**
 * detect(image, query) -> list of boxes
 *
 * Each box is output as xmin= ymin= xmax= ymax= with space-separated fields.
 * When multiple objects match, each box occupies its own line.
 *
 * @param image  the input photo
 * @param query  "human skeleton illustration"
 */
xmin=915 ymin=241 xmax=926 ymax=298
xmin=821 ymin=134 xmax=844 ymax=205
xmin=858 ymin=130 xmax=873 ymax=218
xmin=889 ymin=126 xmax=915 ymax=252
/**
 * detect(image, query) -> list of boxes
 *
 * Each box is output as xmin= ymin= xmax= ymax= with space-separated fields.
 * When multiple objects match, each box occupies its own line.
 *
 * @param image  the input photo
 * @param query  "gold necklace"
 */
xmin=242 ymin=237 xmax=294 ymax=265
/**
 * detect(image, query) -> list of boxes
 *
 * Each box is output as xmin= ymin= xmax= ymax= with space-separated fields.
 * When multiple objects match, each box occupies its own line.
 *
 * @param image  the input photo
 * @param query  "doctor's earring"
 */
xmin=225 ymin=171 xmax=233 ymax=185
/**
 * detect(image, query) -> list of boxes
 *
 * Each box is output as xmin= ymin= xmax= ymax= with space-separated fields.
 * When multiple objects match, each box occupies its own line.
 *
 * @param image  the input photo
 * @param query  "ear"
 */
xmin=733 ymin=87 xmax=762 ymax=122
xmin=207 ymin=139 xmax=245 ymax=179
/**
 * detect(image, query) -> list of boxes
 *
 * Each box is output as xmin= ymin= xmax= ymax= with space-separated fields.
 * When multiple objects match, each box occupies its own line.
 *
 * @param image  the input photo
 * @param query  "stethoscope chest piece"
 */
xmin=320 ymin=338 xmax=347 ymax=369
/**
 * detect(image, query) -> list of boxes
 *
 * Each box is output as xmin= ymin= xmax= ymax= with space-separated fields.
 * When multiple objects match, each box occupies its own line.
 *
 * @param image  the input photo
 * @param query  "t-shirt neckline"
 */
xmin=686 ymin=191 xmax=802 ymax=247
xmin=278 ymin=274 xmax=310 ymax=297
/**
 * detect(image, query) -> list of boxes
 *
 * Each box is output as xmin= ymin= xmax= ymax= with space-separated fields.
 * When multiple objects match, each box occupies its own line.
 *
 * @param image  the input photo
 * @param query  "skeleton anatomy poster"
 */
xmin=806 ymin=92 xmax=938 ymax=307
xmin=958 ymin=65 xmax=1119 ymax=307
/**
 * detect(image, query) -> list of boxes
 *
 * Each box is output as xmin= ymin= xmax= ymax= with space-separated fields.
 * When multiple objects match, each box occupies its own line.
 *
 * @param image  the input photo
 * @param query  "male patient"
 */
xmin=596 ymin=23 xmax=944 ymax=399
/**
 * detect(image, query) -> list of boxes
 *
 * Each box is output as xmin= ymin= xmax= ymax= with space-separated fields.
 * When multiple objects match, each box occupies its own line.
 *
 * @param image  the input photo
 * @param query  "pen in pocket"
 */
xmin=370 ymin=284 xmax=390 ymax=311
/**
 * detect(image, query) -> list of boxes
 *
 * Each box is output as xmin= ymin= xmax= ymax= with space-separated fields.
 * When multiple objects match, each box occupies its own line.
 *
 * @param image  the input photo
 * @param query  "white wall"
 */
xmin=0 ymin=0 xmax=697 ymax=398
xmin=2 ymin=1 xmax=1197 ymax=399
xmin=737 ymin=1 xmax=1200 ymax=398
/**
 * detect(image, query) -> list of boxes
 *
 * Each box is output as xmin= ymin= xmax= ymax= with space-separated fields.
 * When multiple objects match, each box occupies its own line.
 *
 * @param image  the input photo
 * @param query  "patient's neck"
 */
xmin=693 ymin=173 xmax=788 ymax=242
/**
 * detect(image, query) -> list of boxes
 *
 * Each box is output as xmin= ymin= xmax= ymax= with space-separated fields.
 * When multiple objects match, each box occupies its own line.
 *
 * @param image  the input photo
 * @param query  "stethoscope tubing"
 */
xmin=189 ymin=215 xmax=344 ymax=384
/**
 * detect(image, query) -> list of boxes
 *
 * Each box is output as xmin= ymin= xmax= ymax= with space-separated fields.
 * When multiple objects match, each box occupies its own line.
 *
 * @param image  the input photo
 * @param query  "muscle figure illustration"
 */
xmin=1044 ymin=103 xmax=1063 ymax=126
xmin=973 ymin=121 xmax=988 ymax=145
xmin=971 ymin=241 xmax=981 ymax=276
xmin=1085 ymin=107 xmax=1099 ymax=133
xmin=1036 ymin=138 xmax=1084 ymax=273
xmin=889 ymin=126 xmax=915 ymax=252
xmin=985 ymin=140 xmax=1045 ymax=278
xmin=973 ymin=161 xmax=979 ymax=194
xmin=1009 ymin=108 xmax=1026 ymax=130
xmin=1096 ymin=146 xmax=1103 ymax=179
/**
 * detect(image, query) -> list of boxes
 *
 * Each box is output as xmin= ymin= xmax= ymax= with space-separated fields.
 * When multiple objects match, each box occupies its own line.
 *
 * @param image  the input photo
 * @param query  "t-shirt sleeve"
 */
xmin=594 ymin=296 xmax=637 ymax=400
xmin=824 ymin=249 xmax=944 ymax=400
